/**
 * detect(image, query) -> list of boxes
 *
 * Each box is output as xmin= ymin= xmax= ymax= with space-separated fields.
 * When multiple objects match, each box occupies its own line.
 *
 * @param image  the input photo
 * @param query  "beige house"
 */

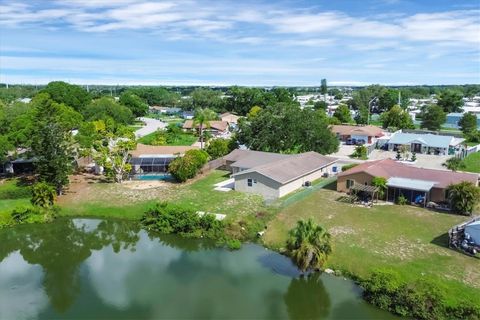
xmin=220 ymin=112 xmax=240 ymax=125
xmin=224 ymin=150 xmax=338 ymax=199
xmin=338 ymin=159 xmax=478 ymax=203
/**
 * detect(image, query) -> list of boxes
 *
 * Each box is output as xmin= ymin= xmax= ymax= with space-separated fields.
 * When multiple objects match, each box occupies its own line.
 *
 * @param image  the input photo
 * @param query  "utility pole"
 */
xmin=368 ymin=97 xmax=378 ymax=125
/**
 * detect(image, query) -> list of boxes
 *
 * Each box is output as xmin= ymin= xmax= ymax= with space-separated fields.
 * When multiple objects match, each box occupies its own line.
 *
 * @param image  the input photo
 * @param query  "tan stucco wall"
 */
xmin=337 ymin=172 xmax=376 ymax=192
xmin=278 ymin=163 xmax=337 ymax=198
xmin=234 ymin=172 xmax=281 ymax=199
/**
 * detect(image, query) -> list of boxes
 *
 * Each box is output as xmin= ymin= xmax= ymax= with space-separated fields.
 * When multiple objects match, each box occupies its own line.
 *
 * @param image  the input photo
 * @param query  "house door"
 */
xmin=412 ymin=143 xmax=422 ymax=153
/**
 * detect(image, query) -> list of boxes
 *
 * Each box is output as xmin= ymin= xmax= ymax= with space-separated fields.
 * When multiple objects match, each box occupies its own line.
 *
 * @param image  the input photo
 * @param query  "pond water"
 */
xmin=0 ymin=218 xmax=397 ymax=320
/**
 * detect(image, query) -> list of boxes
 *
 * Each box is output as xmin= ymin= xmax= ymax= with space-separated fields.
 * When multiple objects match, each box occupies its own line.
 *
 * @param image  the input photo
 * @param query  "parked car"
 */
xmin=356 ymin=139 xmax=366 ymax=145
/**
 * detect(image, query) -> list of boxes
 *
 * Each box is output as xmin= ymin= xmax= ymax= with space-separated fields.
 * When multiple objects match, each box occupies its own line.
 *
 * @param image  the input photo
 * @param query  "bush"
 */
xmin=10 ymin=206 xmax=56 ymax=226
xmin=341 ymin=163 xmax=358 ymax=172
xmin=31 ymin=181 xmax=56 ymax=208
xmin=396 ymin=194 xmax=408 ymax=205
xmin=168 ymin=149 xmax=209 ymax=182
xmin=141 ymin=202 xmax=224 ymax=239
xmin=447 ymin=181 xmax=480 ymax=216
xmin=361 ymin=269 xmax=480 ymax=320
xmin=350 ymin=145 xmax=367 ymax=159
xmin=226 ymin=238 xmax=242 ymax=250
xmin=205 ymin=139 xmax=230 ymax=159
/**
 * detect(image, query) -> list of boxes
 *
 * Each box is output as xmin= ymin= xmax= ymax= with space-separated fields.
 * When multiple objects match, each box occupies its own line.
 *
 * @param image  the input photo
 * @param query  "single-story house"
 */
xmin=337 ymin=158 xmax=478 ymax=204
xmin=223 ymin=149 xmax=338 ymax=199
xmin=183 ymin=120 xmax=229 ymax=137
xmin=182 ymin=111 xmax=194 ymax=120
xmin=220 ymin=112 xmax=240 ymax=126
xmin=149 ymin=106 xmax=181 ymax=115
xmin=330 ymin=125 xmax=384 ymax=145
xmin=445 ymin=113 xmax=480 ymax=129
xmin=387 ymin=132 xmax=464 ymax=156
xmin=128 ymin=144 xmax=198 ymax=177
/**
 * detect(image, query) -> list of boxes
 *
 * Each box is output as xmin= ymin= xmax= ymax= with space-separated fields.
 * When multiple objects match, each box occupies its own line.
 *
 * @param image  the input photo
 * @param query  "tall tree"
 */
xmin=193 ymin=108 xmax=217 ymax=149
xmin=436 ymin=90 xmax=464 ymax=113
xmin=458 ymin=112 xmax=478 ymax=137
xmin=238 ymin=104 xmax=338 ymax=155
xmin=380 ymin=105 xmax=414 ymax=129
xmin=286 ymin=219 xmax=332 ymax=272
xmin=421 ymin=104 xmax=446 ymax=131
xmin=320 ymin=79 xmax=327 ymax=101
xmin=30 ymin=93 xmax=80 ymax=194
xmin=41 ymin=81 xmax=91 ymax=112
xmin=119 ymin=91 xmax=148 ymax=117
xmin=332 ymin=104 xmax=352 ymax=123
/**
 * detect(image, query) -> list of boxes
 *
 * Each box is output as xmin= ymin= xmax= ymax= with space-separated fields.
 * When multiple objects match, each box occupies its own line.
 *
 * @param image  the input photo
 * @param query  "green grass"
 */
xmin=465 ymin=141 xmax=479 ymax=147
xmin=264 ymin=188 xmax=480 ymax=306
xmin=463 ymin=152 xmax=480 ymax=173
xmin=0 ymin=179 xmax=31 ymax=199
xmin=59 ymin=171 xmax=272 ymax=239
xmin=138 ymin=131 xmax=197 ymax=146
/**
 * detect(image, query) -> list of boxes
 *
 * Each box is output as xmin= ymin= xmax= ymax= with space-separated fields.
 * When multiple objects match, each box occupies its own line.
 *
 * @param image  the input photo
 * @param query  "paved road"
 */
xmin=135 ymin=117 xmax=166 ymax=138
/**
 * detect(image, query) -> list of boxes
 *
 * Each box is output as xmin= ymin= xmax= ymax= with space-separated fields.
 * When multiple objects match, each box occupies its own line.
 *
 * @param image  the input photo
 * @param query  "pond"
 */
xmin=0 ymin=218 xmax=397 ymax=320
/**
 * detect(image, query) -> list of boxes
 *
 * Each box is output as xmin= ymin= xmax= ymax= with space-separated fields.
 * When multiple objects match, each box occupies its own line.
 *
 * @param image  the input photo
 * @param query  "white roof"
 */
xmin=387 ymin=177 xmax=437 ymax=192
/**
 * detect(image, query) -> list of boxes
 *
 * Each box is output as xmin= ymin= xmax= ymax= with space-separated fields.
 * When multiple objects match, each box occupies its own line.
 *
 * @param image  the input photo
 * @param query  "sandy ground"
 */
xmin=369 ymin=149 xmax=450 ymax=170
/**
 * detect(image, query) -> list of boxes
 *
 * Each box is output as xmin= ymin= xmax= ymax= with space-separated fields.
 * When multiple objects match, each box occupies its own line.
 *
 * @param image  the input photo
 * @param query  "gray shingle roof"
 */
xmin=232 ymin=151 xmax=337 ymax=184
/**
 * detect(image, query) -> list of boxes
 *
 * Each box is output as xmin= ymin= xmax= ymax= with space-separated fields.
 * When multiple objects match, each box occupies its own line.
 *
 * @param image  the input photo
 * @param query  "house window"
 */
xmin=247 ymin=179 xmax=253 ymax=187
xmin=346 ymin=179 xmax=354 ymax=188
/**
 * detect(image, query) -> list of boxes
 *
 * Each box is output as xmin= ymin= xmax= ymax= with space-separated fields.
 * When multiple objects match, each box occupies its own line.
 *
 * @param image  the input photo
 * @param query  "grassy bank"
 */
xmin=463 ymin=152 xmax=480 ymax=173
xmin=264 ymin=188 xmax=480 ymax=307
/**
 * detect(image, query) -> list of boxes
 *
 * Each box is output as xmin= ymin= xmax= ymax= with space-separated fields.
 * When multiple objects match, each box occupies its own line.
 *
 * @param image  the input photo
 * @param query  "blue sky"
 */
xmin=0 ymin=0 xmax=479 ymax=86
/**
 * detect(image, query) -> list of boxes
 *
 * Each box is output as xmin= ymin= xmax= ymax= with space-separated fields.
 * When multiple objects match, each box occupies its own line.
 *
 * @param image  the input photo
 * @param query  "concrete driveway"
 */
xmin=369 ymin=150 xmax=450 ymax=170
xmin=135 ymin=117 xmax=167 ymax=138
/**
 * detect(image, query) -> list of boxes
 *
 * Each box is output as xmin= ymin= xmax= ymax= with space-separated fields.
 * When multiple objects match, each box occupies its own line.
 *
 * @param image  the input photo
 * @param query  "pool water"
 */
xmin=135 ymin=174 xmax=174 ymax=181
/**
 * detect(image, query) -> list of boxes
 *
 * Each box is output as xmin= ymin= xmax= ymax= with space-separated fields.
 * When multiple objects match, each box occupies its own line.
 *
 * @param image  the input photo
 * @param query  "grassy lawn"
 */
xmin=463 ymin=152 xmax=480 ymax=173
xmin=0 ymin=179 xmax=32 ymax=226
xmin=264 ymin=188 xmax=480 ymax=306
xmin=58 ymin=171 xmax=272 ymax=238
xmin=137 ymin=131 xmax=197 ymax=146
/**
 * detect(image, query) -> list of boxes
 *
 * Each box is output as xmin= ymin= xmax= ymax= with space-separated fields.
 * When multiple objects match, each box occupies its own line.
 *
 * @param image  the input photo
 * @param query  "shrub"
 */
xmin=350 ymin=145 xmax=367 ymax=159
xmin=31 ymin=181 xmax=56 ymax=208
xmin=226 ymin=239 xmax=242 ymax=250
xmin=442 ymin=157 xmax=465 ymax=172
xmin=205 ymin=139 xmax=230 ymax=160
xmin=168 ymin=149 xmax=209 ymax=182
xmin=396 ymin=194 xmax=408 ymax=205
xmin=141 ymin=202 xmax=224 ymax=239
xmin=341 ymin=163 xmax=358 ymax=172
xmin=361 ymin=269 xmax=480 ymax=320
xmin=411 ymin=152 xmax=416 ymax=162
xmin=10 ymin=206 xmax=56 ymax=225
xmin=447 ymin=181 xmax=480 ymax=216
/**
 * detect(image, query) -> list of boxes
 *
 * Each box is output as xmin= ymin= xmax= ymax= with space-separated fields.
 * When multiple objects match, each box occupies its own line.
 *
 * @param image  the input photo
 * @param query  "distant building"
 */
xmin=183 ymin=120 xmax=229 ymax=137
xmin=182 ymin=111 xmax=194 ymax=120
xmin=446 ymin=113 xmax=480 ymax=129
xmin=330 ymin=125 xmax=384 ymax=145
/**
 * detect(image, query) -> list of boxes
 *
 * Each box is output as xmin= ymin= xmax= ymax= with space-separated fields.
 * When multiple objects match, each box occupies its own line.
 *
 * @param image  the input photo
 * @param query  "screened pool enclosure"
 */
xmin=129 ymin=156 xmax=174 ymax=177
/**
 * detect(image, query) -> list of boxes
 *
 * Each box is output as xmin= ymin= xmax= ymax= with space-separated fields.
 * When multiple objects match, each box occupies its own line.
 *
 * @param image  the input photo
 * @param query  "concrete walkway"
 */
xmin=214 ymin=178 xmax=234 ymax=192
xmin=135 ymin=117 xmax=167 ymax=138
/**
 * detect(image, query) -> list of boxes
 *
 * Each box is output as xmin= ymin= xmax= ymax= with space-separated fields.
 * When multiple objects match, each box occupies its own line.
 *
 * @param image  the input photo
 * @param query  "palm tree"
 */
xmin=193 ymin=108 xmax=217 ymax=149
xmin=442 ymin=157 xmax=465 ymax=172
xmin=447 ymin=181 xmax=480 ymax=216
xmin=286 ymin=219 xmax=332 ymax=273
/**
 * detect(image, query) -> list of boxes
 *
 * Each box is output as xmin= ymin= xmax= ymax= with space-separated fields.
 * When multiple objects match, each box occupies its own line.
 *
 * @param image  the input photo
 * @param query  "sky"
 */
xmin=0 ymin=0 xmax=479 ymax=86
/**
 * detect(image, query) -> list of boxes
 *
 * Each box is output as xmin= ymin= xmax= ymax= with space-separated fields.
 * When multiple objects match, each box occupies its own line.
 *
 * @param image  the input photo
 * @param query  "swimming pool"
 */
xmin=135 ymin=174 xmax=174 ymax=181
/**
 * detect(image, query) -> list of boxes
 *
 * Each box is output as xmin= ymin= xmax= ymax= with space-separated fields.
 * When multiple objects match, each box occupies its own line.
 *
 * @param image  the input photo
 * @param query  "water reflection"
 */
xmin=284 ymin=273 xmax=331 ymax=320
xmin=0 ymin=218 xmax=395 ymax=319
